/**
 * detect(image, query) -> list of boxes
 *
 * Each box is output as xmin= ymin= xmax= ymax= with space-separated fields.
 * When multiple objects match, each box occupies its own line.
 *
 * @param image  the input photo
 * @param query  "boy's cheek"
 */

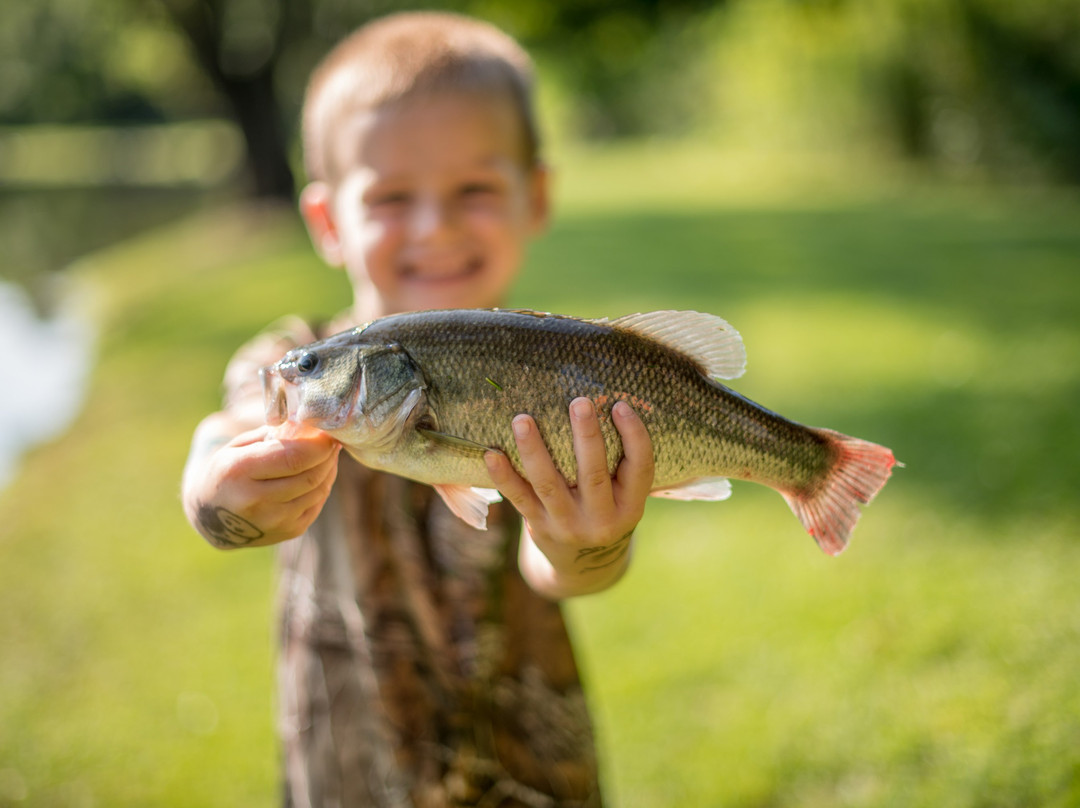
xmin=466 ymin=204 xmax=532 ymax=233
xmin=343 ymin=219 xmax=398 ymax=260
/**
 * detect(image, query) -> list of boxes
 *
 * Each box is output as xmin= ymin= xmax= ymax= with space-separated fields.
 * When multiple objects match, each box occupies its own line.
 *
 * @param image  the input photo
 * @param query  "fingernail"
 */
xmin=571 ymin=398 xmax=593 ymax=420
xmin=512 ymin=415 xmax=531 ymax=438
xmin=484 ymin=451 xmax=500 ymax=471
xmin=613 ymin=401 xmax=631 ymax=418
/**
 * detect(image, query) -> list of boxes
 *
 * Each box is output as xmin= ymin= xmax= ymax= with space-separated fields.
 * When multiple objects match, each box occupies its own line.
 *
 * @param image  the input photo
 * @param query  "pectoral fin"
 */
xmin=418 ymin=427 xmax=493 ymax=458
xmin=433 ymin=484 xmax=503 ymax=531
xmin=650 ymin=477 xmax=733 ymax=501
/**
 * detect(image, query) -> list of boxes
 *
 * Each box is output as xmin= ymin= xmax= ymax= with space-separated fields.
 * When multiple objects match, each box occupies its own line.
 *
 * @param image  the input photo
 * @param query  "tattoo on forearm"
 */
xmin=576 ymin=532 xmax=633 ymax=573
xmin=196 ymin=503 xmax=264 ymax=548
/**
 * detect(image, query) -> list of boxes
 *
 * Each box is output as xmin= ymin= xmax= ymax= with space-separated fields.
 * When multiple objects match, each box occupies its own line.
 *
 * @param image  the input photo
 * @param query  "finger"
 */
xmin=281 ymin=472 xmax=336 ymax=513
xmin=569 ymin=397 xmax=615 ymax=516
xmin=271 ymin=421 xmax=327 ymax=441
xmin=484 ymin=450 xmax=544 ymax=524
xmin=274 ymin=450 xmax=341 ymax=503
xmin=248 ymin=435 xmax=341 ymax=481
xmin=294 ymin=499 xmax=331 ymax=534
xmin=251 ymin=453 xmax=338 ymax=527
xmin=612 ymin=401 xmax=655 ymax=509
xmin=232 ymin=455 xmax=331 ymax=508
xmin=227 ymin=424 xmax=274 ymax=448
xmin=260 ymin=484 xmax=333 ymax=539
xmin=510 ymin=414 xmax=576 ymax=523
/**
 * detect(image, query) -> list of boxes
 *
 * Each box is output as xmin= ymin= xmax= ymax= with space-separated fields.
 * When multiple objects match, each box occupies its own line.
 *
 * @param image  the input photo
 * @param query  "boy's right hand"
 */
xmin=182 ymin=415 xmax=342 ymax=549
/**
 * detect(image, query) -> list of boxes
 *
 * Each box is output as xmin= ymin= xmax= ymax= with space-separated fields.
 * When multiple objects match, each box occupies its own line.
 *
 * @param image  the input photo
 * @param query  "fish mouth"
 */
xmin=260 ymin=365 xmax=291 ymax=426
xmin=260 ymin=355 xmax=362 ymax=431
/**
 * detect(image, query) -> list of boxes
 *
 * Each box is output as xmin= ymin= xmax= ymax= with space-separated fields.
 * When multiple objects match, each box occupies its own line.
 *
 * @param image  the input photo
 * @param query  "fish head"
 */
xmin=261 ymin=334 xmax=426 ymax=453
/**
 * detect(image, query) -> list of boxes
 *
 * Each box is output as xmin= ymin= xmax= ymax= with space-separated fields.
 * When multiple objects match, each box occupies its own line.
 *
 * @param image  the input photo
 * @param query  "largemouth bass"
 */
xmin=261 ymin=309 xmax=898 ymax=555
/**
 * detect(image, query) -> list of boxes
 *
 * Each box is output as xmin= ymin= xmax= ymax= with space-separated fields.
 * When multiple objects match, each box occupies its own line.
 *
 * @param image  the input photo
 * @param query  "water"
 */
xmin=0 ymin=186 xmax=211 ymax=490
xmin=0 ymin=279 xmax=94 ymax=488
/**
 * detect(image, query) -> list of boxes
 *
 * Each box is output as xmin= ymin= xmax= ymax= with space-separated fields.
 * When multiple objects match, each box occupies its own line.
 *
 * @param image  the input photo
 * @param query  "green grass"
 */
xmin=2 ymin=146 xmax=1078 ymax=807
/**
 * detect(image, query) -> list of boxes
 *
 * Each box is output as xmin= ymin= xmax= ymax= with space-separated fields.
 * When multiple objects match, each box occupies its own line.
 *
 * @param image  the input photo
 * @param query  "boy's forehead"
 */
xmin=327 ymin=92 xmax=530 ymax=179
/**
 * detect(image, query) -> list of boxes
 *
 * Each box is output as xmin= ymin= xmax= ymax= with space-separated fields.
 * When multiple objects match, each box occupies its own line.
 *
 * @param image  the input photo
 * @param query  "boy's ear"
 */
xmin=299 ymin=182 xmax=344 ymax=266
xmin=528 ymin=162 xmax=552 ymax=235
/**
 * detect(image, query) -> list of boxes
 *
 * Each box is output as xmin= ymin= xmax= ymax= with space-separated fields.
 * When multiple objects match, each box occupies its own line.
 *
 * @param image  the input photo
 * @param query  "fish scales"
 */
xmin=261 ymin=308 xmax=899 ymax=554
xmin=359 ymin=310 xmax=818 ymax=489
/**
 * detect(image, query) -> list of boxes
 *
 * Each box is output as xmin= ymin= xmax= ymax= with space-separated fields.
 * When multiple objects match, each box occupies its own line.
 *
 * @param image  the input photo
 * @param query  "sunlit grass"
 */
xmin=1 ymin=141 xmax=1078 ymax=806
xmin=574 ymin=498 xmax=1080 ymax=808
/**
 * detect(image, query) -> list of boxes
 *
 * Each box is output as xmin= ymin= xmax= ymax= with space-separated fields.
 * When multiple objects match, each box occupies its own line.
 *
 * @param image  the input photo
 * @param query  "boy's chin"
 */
xmin=403 ymin=294 xmax=503 ymax=313
xmin=392 ymin=277 xmax=512 ymax=312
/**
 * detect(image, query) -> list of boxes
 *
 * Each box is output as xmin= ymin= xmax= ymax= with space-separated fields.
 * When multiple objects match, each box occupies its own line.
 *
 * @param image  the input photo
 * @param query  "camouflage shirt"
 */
xmin=224 ymin=321 xmax=603 ymax=808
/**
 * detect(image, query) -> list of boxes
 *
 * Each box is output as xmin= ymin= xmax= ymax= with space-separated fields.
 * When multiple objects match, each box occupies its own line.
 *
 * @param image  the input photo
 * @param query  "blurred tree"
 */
xmin=2 ymin=0 xmax=722 ymax=198
xmin=875 ymin=0 xmax=1080 ymax=181
xmin=505 ymin=0 xmax=723 ymax=137
xmin=705 ymin=0 xmax=1080 ymax=184
xmin=158 ymin=0 xmax=299 ymax=198
xmin=153 ymin=0 xmax=722 ymax=195
xmin=4 ymin=0 xmax=1080 ymax=193
xmin=0 ymin=1 xmax=187 ymax=124
xmin=959 ymin=0 xmax=1080 ymax=181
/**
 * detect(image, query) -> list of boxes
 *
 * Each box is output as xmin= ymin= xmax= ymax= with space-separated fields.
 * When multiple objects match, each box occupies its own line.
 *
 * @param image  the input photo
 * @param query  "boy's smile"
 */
xmin=302 ymin=93 xmax=548 ymax=318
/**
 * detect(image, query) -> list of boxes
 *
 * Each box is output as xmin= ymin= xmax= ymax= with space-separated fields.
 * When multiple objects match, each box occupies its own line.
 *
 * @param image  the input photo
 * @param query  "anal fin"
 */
xmin=650 ymin=477 xmax=732 ymax=501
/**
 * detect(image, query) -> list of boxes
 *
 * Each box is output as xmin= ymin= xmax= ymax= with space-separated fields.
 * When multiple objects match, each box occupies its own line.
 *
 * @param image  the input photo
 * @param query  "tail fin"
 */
xmin=781 ymin=429 xmax=900 ymax=556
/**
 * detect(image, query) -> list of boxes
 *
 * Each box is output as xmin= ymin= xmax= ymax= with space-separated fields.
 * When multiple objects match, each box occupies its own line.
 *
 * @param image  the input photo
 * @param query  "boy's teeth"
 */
xmin=411 ymin=258 xmax=478 ymax=279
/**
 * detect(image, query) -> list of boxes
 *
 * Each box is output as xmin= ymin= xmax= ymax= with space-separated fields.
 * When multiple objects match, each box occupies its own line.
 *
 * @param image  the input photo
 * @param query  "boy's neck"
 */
xmin=352 ymin=288 xmax=390 ymax=325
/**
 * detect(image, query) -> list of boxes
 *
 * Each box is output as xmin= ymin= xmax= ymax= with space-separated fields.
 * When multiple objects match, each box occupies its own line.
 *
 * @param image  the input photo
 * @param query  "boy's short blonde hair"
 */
xmin=303 ymin=12 xmax=540 ymax=184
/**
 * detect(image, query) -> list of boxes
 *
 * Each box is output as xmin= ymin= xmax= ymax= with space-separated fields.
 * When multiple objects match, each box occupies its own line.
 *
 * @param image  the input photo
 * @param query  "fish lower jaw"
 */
xmin=260 ymin=367 xmax=289 ymax=426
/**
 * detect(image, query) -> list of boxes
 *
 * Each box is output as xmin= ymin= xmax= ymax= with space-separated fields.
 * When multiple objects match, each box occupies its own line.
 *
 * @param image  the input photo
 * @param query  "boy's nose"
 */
xmin=409 ymin=197 xmax=458 ymax=243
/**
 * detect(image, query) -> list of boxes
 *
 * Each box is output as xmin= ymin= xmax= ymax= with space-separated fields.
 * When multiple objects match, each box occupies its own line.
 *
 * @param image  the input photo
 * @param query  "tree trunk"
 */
xmin=161 ymin=0 xmax=296 ymax=200
xmin=219 ymin=66 xmax=296 ymax=199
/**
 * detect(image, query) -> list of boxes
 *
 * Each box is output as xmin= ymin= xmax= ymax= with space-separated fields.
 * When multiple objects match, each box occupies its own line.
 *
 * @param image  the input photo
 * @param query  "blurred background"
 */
xmin=2 ymin=0 xmax=1078 ymax=806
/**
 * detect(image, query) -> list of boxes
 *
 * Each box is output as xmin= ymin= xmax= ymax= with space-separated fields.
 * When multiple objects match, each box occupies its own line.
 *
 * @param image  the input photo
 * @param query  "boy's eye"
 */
xmin=369 ymin=191 xmax=411 ymax=208
xmin=460 ymin=182 xmax=499 ymax=198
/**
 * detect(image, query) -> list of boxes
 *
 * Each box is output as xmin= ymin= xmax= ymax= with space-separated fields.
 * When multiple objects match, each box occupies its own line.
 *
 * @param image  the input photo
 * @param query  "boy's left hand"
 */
xmin=484 ymin=397 xmax=655 ymax=598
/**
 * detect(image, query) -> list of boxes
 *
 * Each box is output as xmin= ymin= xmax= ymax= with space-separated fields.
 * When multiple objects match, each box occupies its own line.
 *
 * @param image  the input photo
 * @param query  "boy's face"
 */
xmin=302 ymin=92 xmax=548 ymax=317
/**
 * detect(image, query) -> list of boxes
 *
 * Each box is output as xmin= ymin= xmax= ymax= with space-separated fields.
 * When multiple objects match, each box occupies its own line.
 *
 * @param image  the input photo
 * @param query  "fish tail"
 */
xmin=781 ymin=429 xmax=900 ymax=556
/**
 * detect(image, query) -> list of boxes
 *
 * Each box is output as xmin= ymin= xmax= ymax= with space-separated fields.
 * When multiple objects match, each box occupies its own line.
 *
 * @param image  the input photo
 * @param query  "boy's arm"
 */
xmin=182 ymin=415 xmax=341 ymax=549
xmin=484 ymin=398 xmax=655 ymax=599
xmin=181 ymin=322 xmax=342 ymax=549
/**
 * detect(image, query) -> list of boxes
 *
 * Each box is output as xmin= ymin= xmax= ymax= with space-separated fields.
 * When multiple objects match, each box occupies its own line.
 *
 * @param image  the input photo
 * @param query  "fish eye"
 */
xmin=296 ymin=352 xmax=320 ymax=375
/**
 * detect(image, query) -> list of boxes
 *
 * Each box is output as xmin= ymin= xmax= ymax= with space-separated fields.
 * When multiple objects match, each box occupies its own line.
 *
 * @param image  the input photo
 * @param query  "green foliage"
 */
xmin=0 ymin=0 xmax=212 ymax=124
xmin=1 ymin=145 xmax=1078 ymax=805
xmin=697 ymin=0 xmax=1080 ymax=182
xmin=7 ymin=0 xmax=1080 ymax=187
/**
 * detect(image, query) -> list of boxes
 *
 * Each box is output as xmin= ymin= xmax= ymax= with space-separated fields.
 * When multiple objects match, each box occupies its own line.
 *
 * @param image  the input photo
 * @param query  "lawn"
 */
xmin=1 ymin=143 xmax=1078 ymax=807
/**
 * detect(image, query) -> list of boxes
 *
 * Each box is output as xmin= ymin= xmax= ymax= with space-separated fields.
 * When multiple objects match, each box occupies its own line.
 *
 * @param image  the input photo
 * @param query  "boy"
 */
xmin=181 ymin=12 xmax=654 ymax=808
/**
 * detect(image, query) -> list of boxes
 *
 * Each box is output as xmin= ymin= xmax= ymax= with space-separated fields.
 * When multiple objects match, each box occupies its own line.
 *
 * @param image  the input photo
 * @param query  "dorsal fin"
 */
xmin=603 ymin=310 xmax=747 ymax=380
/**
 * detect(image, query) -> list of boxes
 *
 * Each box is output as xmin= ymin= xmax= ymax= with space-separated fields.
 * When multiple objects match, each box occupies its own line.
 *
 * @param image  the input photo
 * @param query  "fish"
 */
xmin=260 ymin=308 xmax=899 ymax=555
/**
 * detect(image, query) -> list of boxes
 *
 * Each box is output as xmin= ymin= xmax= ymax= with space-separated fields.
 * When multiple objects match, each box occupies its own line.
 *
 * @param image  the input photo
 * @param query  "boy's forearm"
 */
xmin=518 ymin=526 xmax=633 ymax=600
xmin=182 ymin=412 xmax=283 ymax=550
xmin=182 ymin=413 xmax=258 ymax=549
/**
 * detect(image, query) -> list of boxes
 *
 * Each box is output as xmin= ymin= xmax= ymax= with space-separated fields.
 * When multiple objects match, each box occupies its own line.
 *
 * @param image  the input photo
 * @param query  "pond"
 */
xmin=0 ymin=279 xmax=93 ymax=488
xmin=0 ymin=187 xmax=214 ymax=488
